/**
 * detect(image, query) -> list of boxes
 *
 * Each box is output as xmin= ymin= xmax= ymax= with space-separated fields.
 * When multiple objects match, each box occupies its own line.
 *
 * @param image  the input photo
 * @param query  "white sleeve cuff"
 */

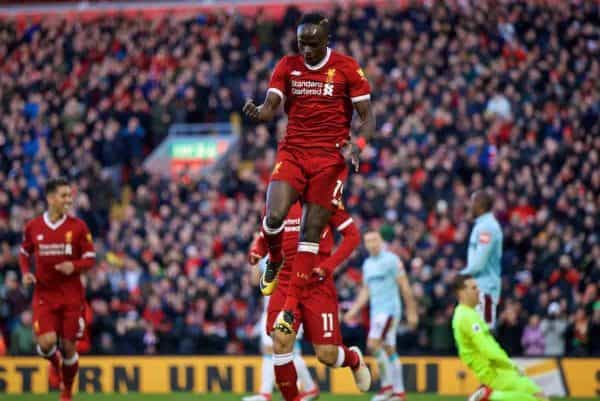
xmin=351 ymin=94 xmax=370 ymax=103
xmin=267 ymin=88 xmax=284 ymax=100
xmin=82 ymin=252 xmax=96 ymax=258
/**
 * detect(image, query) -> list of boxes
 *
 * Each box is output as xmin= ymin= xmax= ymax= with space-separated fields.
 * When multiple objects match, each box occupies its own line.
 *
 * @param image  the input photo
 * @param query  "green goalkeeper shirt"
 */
xmin=452 ymin=303 xmax=514 ymax=382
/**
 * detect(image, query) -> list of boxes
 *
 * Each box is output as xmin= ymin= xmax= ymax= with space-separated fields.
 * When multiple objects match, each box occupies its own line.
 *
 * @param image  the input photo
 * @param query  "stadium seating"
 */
xmin=0 ymin=1 xmax=598 ymax=356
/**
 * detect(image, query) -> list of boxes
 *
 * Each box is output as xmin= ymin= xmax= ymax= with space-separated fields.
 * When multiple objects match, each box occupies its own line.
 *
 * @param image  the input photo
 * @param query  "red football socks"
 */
xmin=262 ymin=217 xmax=285 ymax=263
xmin=283 ymin=244 xmax=319 ymax=311
xmin=337 ymin=346 xmax=360 ymax=370
xmin=61 ymin=353 xmax=79 ymax=396
xmin=37 ymin=344 xmax=62 ymax=372
xmin=273 ymin=353 xmax=299 ymax=401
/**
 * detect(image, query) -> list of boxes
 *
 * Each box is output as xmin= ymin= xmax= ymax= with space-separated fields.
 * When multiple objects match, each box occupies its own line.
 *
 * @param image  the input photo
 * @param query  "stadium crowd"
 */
xmin=0 ymin=1 xmax=599 ymax=356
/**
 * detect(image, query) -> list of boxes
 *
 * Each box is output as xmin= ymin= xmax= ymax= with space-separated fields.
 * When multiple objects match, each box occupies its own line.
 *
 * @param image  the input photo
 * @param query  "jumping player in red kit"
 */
xmin=249 ymin=202 xmax=371 ymax=400
xmin=19 ymin=177 xmax=96 ymax=401
xmin=243 ymin=13 xmax=375 ymax=336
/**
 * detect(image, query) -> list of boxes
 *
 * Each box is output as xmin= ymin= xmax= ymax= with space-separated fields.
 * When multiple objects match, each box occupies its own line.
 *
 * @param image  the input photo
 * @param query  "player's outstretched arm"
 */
xmin=19 ymin=223 xmax=36 ymax=286
xmin=397 ymin=270 xmax=418 ymax=329
xmin=344 ymin=284 xmax=369 ymax=323
xmin=343 ymin=99 xmax=375 ymax=172
xmin=317 ymin=218 xmax=360 ymax=278
xmin=243 ymin=92 xmax=282 ymax=122
xmin=353 ymin=99 xmax=375 ymax=143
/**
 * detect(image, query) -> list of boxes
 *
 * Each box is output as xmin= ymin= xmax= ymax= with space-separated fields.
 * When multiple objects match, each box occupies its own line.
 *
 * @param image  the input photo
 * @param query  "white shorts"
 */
xmin=476 ymin=292 xmax=498 ymax=328
xmin=368 ymin=313 xmax=398 ymax=347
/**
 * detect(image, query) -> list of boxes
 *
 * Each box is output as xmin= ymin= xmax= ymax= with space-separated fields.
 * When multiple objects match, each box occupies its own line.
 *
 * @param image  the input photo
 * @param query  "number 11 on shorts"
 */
xmin=321 ymin=313 xmax=334 ymax=334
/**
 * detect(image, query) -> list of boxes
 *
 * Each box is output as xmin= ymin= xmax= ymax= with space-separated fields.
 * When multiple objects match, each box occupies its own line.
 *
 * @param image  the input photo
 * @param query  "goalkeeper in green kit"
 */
xmin=452 ymin=275 xmax=548 ymax=401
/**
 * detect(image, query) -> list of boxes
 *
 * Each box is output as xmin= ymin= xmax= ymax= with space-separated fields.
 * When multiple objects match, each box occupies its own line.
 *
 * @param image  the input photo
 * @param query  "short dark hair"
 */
xmin=45 ymin=177 xmax=70 ymax=195
xmin=480 ymin=189 xmax=494 ymax=211
xmin=454 ymin=274 xmax=473 ymax=294
xmin=299 ymin=12 xmax=329 ymax=32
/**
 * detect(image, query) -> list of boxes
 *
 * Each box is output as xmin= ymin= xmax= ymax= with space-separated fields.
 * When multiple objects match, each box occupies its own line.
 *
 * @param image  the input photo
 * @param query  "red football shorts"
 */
xmin=267 ymin=279 xmax=342 ymax=345
xmin=271 ymin=145 xmax=348 ymax=212
xmin=33 ymin=291 xmax=85 ymax=341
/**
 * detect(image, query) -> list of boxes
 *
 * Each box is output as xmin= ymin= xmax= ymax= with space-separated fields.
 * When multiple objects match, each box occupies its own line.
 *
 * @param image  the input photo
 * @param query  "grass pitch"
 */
xmin=5 ymin=393 xmax=597 ymax=401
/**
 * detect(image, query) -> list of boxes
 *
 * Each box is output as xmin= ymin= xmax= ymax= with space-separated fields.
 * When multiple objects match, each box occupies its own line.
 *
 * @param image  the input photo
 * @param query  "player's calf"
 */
xmin=59 ymin=340 xmax=79 ymax=401
xmin=314 ymin=344 xmax=338 ymax=366
xmin=281 ymin=239 xmax=321 ymax=314
xmin=315 ymin=344 xmax=371 ymax=392
xmin=273 ymin=351 xmax=300 ymax=401
xmin=36 ymin=332 xmax=63 ymax=390
xmin=347 ymin=346 xmax=372 ymax=392
xmin=272 ymin=329 xmax=296 ymax=355
xmin=262 ymin=216 xmax=286 ymax=263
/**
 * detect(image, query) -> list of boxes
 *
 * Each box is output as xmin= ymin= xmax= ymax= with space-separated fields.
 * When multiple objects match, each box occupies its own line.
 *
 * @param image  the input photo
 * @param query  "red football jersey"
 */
xmin=268 ymin=48 xmax=371 ymax=149
xmin=19 ymin=212 xmax=95 ymax=303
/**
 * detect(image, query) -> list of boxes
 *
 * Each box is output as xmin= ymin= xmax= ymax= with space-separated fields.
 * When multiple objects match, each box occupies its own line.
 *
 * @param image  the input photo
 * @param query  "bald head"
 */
xmin=470 ymin=189 xmax=494 ymax=218
xmin=364 ymin=231 xmax=383 ymax=256
xmin=297 ymin=12 xmax=329 ymax=66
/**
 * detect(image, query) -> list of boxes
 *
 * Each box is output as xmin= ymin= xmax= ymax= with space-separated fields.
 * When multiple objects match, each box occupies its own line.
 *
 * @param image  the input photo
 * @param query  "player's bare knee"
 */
xmin=37 ymin=333 xmax=58 ymax=351
xmin=300 ymin=219 xmax=328 ymax=243
xmin=300 ymin=228 xmax=322 ymax=243
xmin=315 ymin=345 xmax=337 ymax=366
xmin=265 ymin=213 xmax=285 ymax=230
xmin=382 ymin=344 xmax=395 ymax=356
xmin=271 ymin=331 xmax=294 ymax=354
xmin=300 ymin=204 xmax=331 ymax=243
xmin=367 ymin=339 xmax=382 ymax=355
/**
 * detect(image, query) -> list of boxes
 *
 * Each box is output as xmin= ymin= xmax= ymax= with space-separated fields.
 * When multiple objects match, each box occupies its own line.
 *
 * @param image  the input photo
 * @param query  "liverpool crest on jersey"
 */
xmin=65 ymin=231 xmax=73 ymax=255
xmin=326 ymin=68 xmax=336 ymax=83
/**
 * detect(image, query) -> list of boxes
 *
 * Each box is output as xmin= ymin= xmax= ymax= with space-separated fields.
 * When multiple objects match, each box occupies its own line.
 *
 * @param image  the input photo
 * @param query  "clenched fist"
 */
xmin=243 ymin=99 xmax=261 ymax=121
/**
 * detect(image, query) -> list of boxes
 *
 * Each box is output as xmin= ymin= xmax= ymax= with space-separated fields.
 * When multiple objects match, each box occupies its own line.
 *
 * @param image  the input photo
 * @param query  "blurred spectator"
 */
xmin=540 ymin=302 xmax=568 ymax=356
xmin=9 ymin=310 xmax=35 ymax=355
xmin=0 ymin=332 xmax=6 ymax=356
xmin=0 ymin=271 xmax=28 ymax=328
xmin=566 ymin=307 xmax=590 ymax=356
xmin=590 ymin=302 xmax=600 ymax=356
xmin=522 ymin=314 xmax=544 ymax=356
xmin=497 ymin=304 xmax=524 ymax=356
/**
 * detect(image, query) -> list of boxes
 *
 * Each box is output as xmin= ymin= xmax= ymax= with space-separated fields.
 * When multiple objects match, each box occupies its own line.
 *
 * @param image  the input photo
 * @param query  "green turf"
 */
xmin=5 ymin=394 xmax=597 ymax=401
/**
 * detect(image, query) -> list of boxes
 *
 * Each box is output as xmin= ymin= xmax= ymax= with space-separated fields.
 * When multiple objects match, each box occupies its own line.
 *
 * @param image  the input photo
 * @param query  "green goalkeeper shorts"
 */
xmin=487 ymin=369 xmax=542 ymax=394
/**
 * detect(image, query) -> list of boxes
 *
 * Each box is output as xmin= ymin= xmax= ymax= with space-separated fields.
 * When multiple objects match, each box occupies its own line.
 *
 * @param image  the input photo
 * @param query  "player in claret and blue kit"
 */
xmin=19 ymin=177 xmax=96 ymax=401
xmin=243 ymin=12 xmax=375 ymax=336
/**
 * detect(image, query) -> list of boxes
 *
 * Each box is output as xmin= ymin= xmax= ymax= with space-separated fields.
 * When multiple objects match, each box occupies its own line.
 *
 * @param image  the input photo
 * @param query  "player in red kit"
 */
xmin=243 ymin=12 xmax=375 ymax=335
xmin=249 ymin=202 xmax=372 ymax=400
xmin=19 ymin=177 xmax=96 ymax=401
